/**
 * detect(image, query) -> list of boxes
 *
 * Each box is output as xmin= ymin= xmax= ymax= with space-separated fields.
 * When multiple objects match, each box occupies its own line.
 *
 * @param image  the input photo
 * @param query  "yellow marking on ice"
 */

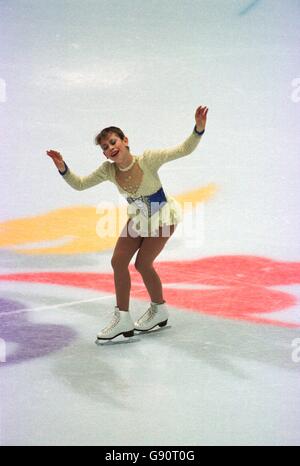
xmin=0 ymin=184 xmax=218 ymax=255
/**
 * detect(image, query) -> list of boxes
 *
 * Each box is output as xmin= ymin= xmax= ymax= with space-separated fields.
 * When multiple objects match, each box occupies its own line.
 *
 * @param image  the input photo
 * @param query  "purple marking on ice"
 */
xmin=0 ymin=297 xmax=77 ymax=365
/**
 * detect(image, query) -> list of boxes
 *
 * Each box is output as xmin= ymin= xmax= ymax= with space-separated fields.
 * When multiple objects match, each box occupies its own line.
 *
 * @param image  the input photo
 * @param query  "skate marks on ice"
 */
xmin=0 ymin=249 xmax=104 ymax=271
xmin=47 ymin=312 xmax=299 ymax=411
xmin=169 ymin=313 xmax=299 ymax=379
xmin=239 ymin=0 xmax=261 ymax=16
xmin=1 ymin=253 xmax=299 ymax=371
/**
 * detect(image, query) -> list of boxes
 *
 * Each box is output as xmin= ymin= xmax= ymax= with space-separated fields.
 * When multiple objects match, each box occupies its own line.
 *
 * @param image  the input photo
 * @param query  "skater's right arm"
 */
xmin=46 ymin=150 xmax=110 ymax=191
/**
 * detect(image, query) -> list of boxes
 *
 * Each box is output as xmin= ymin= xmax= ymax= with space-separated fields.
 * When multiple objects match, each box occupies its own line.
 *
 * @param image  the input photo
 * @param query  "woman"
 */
xmin=46 ymin=105 xmax=208 ymax=341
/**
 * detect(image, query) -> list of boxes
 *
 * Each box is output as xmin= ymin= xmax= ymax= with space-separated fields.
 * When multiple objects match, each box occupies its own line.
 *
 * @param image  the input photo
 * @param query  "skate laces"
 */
xmin=138 ymin=304 xmax=157 ymax=324
xmin=102 ymin=310 xmax=120 ymax=334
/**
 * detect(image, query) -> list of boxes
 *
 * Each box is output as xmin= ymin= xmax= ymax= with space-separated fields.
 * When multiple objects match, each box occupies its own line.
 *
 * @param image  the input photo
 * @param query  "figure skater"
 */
xmin=46 ymin=105 xmax=208 ymax=341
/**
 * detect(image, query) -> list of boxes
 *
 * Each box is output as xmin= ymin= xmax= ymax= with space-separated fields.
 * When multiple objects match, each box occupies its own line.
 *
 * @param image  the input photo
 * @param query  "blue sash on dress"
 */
xmin=126 ymin=187 xmax=167 ymax=218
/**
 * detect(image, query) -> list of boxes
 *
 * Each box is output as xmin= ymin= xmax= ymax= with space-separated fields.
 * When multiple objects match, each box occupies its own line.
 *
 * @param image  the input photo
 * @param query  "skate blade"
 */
xmin=95 ymin=335 xmax=139 ymax=346
xmin=95 ymin=337 xmax=140 ymax=346
xmin=134 ymin=324 xmax=171 ymax=335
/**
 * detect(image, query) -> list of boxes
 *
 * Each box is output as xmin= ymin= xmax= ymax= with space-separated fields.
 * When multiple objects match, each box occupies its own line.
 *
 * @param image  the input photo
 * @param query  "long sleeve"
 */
xmin=59 ymin=160 xmax=111 ymax=191
xmin=142 ymin=128 xmax=204 ymax=172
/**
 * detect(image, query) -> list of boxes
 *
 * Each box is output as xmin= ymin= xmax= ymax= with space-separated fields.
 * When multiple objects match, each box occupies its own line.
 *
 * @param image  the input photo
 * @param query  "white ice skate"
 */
xmin=96 ymin=307 xmax=135 ymax=341
xmin=134 ymin=301 xmax=169 ymax=332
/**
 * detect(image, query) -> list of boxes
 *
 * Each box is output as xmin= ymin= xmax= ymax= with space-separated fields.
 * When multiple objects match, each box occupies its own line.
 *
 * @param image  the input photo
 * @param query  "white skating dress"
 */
xmin=59 ymin=127 xmax=204 ymax=236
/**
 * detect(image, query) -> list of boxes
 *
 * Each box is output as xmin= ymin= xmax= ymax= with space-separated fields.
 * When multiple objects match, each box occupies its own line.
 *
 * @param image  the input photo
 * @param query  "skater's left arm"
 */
xmin=143 ymin=105 xmax=208 ymax=172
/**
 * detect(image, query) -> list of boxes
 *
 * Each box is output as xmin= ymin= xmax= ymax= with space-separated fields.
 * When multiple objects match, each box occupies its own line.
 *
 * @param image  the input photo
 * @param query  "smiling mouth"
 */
xmin=111 ymin=151 xmax=119 ymax=157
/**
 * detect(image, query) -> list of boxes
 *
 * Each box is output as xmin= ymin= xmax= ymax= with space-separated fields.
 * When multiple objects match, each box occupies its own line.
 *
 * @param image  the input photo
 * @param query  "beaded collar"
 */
xmin=117 ymin=157 xmax=135 ymax=172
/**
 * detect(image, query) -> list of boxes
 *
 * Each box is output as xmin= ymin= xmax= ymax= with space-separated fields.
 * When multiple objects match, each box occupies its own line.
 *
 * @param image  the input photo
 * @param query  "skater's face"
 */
xmin=100 ymin=132 xmax=129 ymax=161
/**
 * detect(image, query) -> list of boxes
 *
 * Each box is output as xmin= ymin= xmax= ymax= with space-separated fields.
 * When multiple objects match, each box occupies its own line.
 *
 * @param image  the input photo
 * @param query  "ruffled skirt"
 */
xmin=127 ymin=195 xmax=183 ymax=237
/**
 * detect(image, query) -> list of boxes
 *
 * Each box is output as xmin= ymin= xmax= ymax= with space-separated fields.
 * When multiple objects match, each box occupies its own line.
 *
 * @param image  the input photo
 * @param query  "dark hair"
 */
xmin=94 ymin=126 xmax=129 ymax=150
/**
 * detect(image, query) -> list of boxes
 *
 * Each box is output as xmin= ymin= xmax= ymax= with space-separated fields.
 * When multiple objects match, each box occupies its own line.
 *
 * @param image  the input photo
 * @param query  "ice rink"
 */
xmin=0 ymin=0 xmax=300 ymax=446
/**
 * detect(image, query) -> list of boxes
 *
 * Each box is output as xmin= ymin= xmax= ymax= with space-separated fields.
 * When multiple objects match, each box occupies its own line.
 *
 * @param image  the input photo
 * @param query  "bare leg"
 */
xmin=134 ymin=224 xmax=176 ymax=303
xmin=111 ymin=219 xmax=143 ymax=311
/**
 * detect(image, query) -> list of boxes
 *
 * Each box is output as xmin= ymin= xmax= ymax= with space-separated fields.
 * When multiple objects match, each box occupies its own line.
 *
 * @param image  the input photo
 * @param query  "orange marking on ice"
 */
xmin=0 ymin=185 xmax=217 ymax=255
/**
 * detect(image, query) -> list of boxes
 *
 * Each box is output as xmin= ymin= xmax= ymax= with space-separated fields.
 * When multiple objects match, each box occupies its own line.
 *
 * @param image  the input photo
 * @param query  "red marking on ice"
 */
xmin=1 ymin=255 xmax=299 ymax=327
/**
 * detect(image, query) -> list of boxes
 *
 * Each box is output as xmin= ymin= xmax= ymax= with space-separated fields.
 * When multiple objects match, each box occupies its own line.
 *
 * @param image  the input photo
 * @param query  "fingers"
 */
xmin=46 ymin=150 xmax=62 ymax=160
xmin=47 ymin=150 xmax=61 ymax=156
xmin=200 ymin=106 xmax=208 ymax=113
xmin=196 ymin=105 xmax=209 ymax=115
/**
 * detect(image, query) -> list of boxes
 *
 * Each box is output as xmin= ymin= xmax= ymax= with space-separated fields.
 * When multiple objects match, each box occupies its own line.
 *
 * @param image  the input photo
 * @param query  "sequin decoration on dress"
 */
xmin=126 ymin=186 xmax=167 ymax=217
xmin=126 ymin=188 xmax=182 ymax=236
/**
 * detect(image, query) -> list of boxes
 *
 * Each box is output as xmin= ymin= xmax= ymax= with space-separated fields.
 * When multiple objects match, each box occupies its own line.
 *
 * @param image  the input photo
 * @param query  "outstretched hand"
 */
xmin=46 ymin=150 xmax=65 ymax=172
xmin=195 ymin=105 xmax=209 ymax=132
